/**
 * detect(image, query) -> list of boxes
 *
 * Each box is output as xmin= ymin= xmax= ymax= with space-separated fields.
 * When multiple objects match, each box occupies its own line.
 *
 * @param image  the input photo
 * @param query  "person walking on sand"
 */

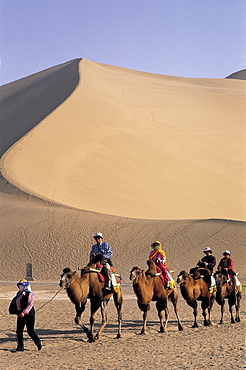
xmin=90 ymin=232 xmax=113 ymax=290
xmin=12 ymin=279 xmax=41 ymax=352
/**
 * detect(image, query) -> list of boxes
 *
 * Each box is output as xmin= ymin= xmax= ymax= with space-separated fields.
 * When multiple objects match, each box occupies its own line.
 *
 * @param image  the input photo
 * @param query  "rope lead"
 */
xmin=36 ymin=287 xmax=63 ymax=313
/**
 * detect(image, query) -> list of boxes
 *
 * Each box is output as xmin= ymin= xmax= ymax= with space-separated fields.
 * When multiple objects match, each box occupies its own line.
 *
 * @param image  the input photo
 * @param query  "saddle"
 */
xmin=95 ymin=263 xmax=121 ymax=285
xmin=155 ymin=266 xmax=165 ymax=285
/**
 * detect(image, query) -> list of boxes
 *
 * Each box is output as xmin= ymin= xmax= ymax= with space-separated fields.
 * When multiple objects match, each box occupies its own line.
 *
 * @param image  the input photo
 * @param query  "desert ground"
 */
xmin=0 ymin=281 xmax=245 ymax=370
xmin=0 ymin=59 xmax=245 ymax=369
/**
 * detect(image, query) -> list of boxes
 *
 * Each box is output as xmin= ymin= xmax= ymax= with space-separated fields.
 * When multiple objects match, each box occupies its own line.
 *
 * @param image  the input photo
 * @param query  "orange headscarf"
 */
xmin=149 ymin=241 xmax=167 ymax=260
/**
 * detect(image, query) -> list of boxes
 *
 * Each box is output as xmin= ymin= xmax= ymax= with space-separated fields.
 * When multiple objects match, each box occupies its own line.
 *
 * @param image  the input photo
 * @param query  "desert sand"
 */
xmin=0 ymin=59 xmax=245 ymax=369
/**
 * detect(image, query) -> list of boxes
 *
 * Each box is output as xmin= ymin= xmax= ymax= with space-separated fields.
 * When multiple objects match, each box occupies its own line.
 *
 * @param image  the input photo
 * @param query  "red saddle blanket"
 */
xmin=96 ymin=264 xmax=120 ymax=283
xmin=156 ymin=267 xmax=166 ymax=287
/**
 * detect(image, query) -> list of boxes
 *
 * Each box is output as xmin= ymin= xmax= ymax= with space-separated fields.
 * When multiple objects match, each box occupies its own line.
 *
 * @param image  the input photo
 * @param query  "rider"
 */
xmin=217 ymin=250 xmax=237 ymax=291
xmin=90 ymin=232 xmax=113 ymax=290
xmin=197 ymin=247 xmax=216 ymax=293
xmin=149 ymin=241 xmax=175 ymax=289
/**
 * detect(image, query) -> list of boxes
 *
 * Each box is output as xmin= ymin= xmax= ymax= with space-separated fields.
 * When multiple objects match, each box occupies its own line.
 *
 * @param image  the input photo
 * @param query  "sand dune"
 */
xmin=226 ymin=68 xmax=246 ymax=80
xmin=1 ymin=59 xmax=245 ymax=221
xmin=0 ymin=59 xmax=80 ymax=157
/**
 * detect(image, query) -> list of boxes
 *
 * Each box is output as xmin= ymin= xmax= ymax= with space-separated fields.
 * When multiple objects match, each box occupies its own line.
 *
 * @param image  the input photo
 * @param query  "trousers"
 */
xmin=16 ymin=313 xmax=41 ymax=349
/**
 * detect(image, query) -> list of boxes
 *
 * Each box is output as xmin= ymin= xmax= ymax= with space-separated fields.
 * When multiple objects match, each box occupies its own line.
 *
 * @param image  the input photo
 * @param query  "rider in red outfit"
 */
xmin=217 ymin=250 xmax=237 ymax=290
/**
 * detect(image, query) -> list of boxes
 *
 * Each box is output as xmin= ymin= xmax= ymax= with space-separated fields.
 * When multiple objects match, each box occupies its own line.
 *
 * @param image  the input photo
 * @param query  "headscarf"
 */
xmin=17 ymin=279 xmax=32 ymax=296
xmin=149 ymin=241 xmax=167 ymax=260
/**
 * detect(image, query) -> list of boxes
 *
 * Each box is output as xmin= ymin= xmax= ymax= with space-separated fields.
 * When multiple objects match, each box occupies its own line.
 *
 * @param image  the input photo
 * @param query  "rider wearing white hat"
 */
xmin=90 ymin=232 xmax=113 ymax=290
xmin=197 ymin=247 xmax=216 ymax=273
xmin=217 ymin=250 xmax=237 ymax=291
xmin=197 ymin=247 xmax=216 ymax=293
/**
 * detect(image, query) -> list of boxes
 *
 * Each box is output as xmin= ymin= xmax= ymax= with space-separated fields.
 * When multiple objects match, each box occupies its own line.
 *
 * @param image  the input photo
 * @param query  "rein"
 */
xmin=36 ymin=287 xmax=63 ymax=313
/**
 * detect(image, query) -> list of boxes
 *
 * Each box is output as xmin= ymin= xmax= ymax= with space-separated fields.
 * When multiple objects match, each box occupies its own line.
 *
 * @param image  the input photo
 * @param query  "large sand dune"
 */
xmin=1 ymin=59 xmax=245 ymax=220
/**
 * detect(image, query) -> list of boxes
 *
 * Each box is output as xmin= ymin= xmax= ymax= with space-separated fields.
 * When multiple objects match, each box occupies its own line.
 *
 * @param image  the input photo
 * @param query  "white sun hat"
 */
xmin=94 ymin=232 xmax=103 ymax=239
xmin=223 ymin=250 xmax=231 ymax=255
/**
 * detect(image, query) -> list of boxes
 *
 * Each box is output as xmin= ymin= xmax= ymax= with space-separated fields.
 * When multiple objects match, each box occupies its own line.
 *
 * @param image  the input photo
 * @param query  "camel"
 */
xmin=59 ymin=254 xmax=123 ymax=342
xmin=129 ymin=259 xmax=183 ymax=335
xmin=214 ymin=271 xmax=242 ymax=324
xmin=176 ymin=269 xmax=215 ymax=327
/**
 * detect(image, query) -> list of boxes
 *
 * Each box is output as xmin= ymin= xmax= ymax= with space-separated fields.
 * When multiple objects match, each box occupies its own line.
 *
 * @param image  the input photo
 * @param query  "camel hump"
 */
xmin=90 ymin=254 xmax=105 ymax=265
xmin=193 ymin=267 xmax=211 ymax=285
xmin=146 ymin=259 xmax=157 ymax=275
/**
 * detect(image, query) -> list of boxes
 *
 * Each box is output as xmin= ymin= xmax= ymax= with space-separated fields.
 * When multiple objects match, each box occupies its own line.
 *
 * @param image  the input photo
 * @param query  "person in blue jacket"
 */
xmin=90 ymin=232 xmax=113 ymax=290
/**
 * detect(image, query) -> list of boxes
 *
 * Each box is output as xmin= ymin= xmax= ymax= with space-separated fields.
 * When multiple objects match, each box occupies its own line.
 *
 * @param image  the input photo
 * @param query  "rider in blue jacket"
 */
xmin=90 ymin=232 xmax=113 ymax=290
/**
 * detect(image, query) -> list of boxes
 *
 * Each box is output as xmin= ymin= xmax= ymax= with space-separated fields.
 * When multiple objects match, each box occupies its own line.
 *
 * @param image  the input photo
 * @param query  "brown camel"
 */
xmin=176 ymin=269 xmax=215 ymax=327
xmin=129 ymin=259 xmax=183 ymax=335
xmin=214 ymin=271 xmax=242 ymax=324
xmin=59 ymin=254 xmax=123 ymax=342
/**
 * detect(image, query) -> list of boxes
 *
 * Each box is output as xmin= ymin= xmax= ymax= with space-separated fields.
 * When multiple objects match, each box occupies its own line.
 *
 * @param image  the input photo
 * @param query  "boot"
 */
xmin=232 ymin=276 xmax=237 ymax=292
xmin=104 ymin=280 xmax=112 ymax=291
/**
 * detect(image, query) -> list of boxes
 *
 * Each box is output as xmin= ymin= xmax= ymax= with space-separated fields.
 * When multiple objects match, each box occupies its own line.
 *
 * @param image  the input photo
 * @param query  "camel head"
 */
xmin=60 ymin=267 xmax=77 ymax=288
xmin=176 ymin=270 xmax=189 ymax=284
xmin=130 ymin=266 xmax=144 ymax=283
xmin=214 ymin=271 xmax=228 ymax=286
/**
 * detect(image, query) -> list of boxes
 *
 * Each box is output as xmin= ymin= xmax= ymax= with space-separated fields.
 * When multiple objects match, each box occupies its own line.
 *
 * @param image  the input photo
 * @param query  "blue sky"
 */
xmin=1 ymin=0 xmax=245 ymax=85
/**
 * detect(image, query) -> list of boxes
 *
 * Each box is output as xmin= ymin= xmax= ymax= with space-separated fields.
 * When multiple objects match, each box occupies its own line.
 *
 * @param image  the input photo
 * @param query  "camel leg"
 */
xmin=94 ymin=300 xmax=109 ymax=340
xmin=137 ymin=301 xmax=149 ymax=335
xmin=201 ymin=297 xmax=210 ymax=326
xmin=141 ymin=309 xmax=148 ymax=335
xmin=229 ymin=304 xmax=235 ymax=323
xmin=88 ymin=299 xmax=102 ymax=342
xmin=74 ymin=302 xmax=90 ymax=337
xmin=190 ymin=301 xmax=198 ymax=328
xmin=235 ymin=291 xmax=241 ymax=323
xmin=169 ymin=291 xmax=183 ymax=331
xmin=160 ymin=308 xmax=169 ymax=333
xmin=228 ymin=299 xmax=235 ymax=324
xmin=207 ymin=294 xmax=215 ymax=326
xmin=156 ymin=299 xmax=169 ymax=333
xmin=113 ymin=291 xmax=123 ymax=338
xmin=219 ymin=302 xmax=225 ymax=324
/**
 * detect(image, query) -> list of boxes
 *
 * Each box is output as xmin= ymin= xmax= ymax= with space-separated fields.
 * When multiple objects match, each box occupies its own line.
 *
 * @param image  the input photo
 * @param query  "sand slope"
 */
xmin=1 ymin=59 xmax=245 ymax=220
xmin=226 ymin=68 xmax=246 ymax=80
xmin=0 ymin=182 xmax=245 ymax=281
xmin=0 ymin=59 xmax=80 ymax=157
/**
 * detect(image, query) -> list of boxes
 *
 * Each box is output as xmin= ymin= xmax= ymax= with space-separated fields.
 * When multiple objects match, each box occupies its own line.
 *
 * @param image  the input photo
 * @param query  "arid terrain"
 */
xmin=0 ymin=59 xmax=245 ymax=369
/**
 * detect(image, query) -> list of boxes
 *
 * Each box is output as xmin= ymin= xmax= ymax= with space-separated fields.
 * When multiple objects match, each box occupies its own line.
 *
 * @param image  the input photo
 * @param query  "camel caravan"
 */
xmin=60 ymin=237 xmax=242 ymax=342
